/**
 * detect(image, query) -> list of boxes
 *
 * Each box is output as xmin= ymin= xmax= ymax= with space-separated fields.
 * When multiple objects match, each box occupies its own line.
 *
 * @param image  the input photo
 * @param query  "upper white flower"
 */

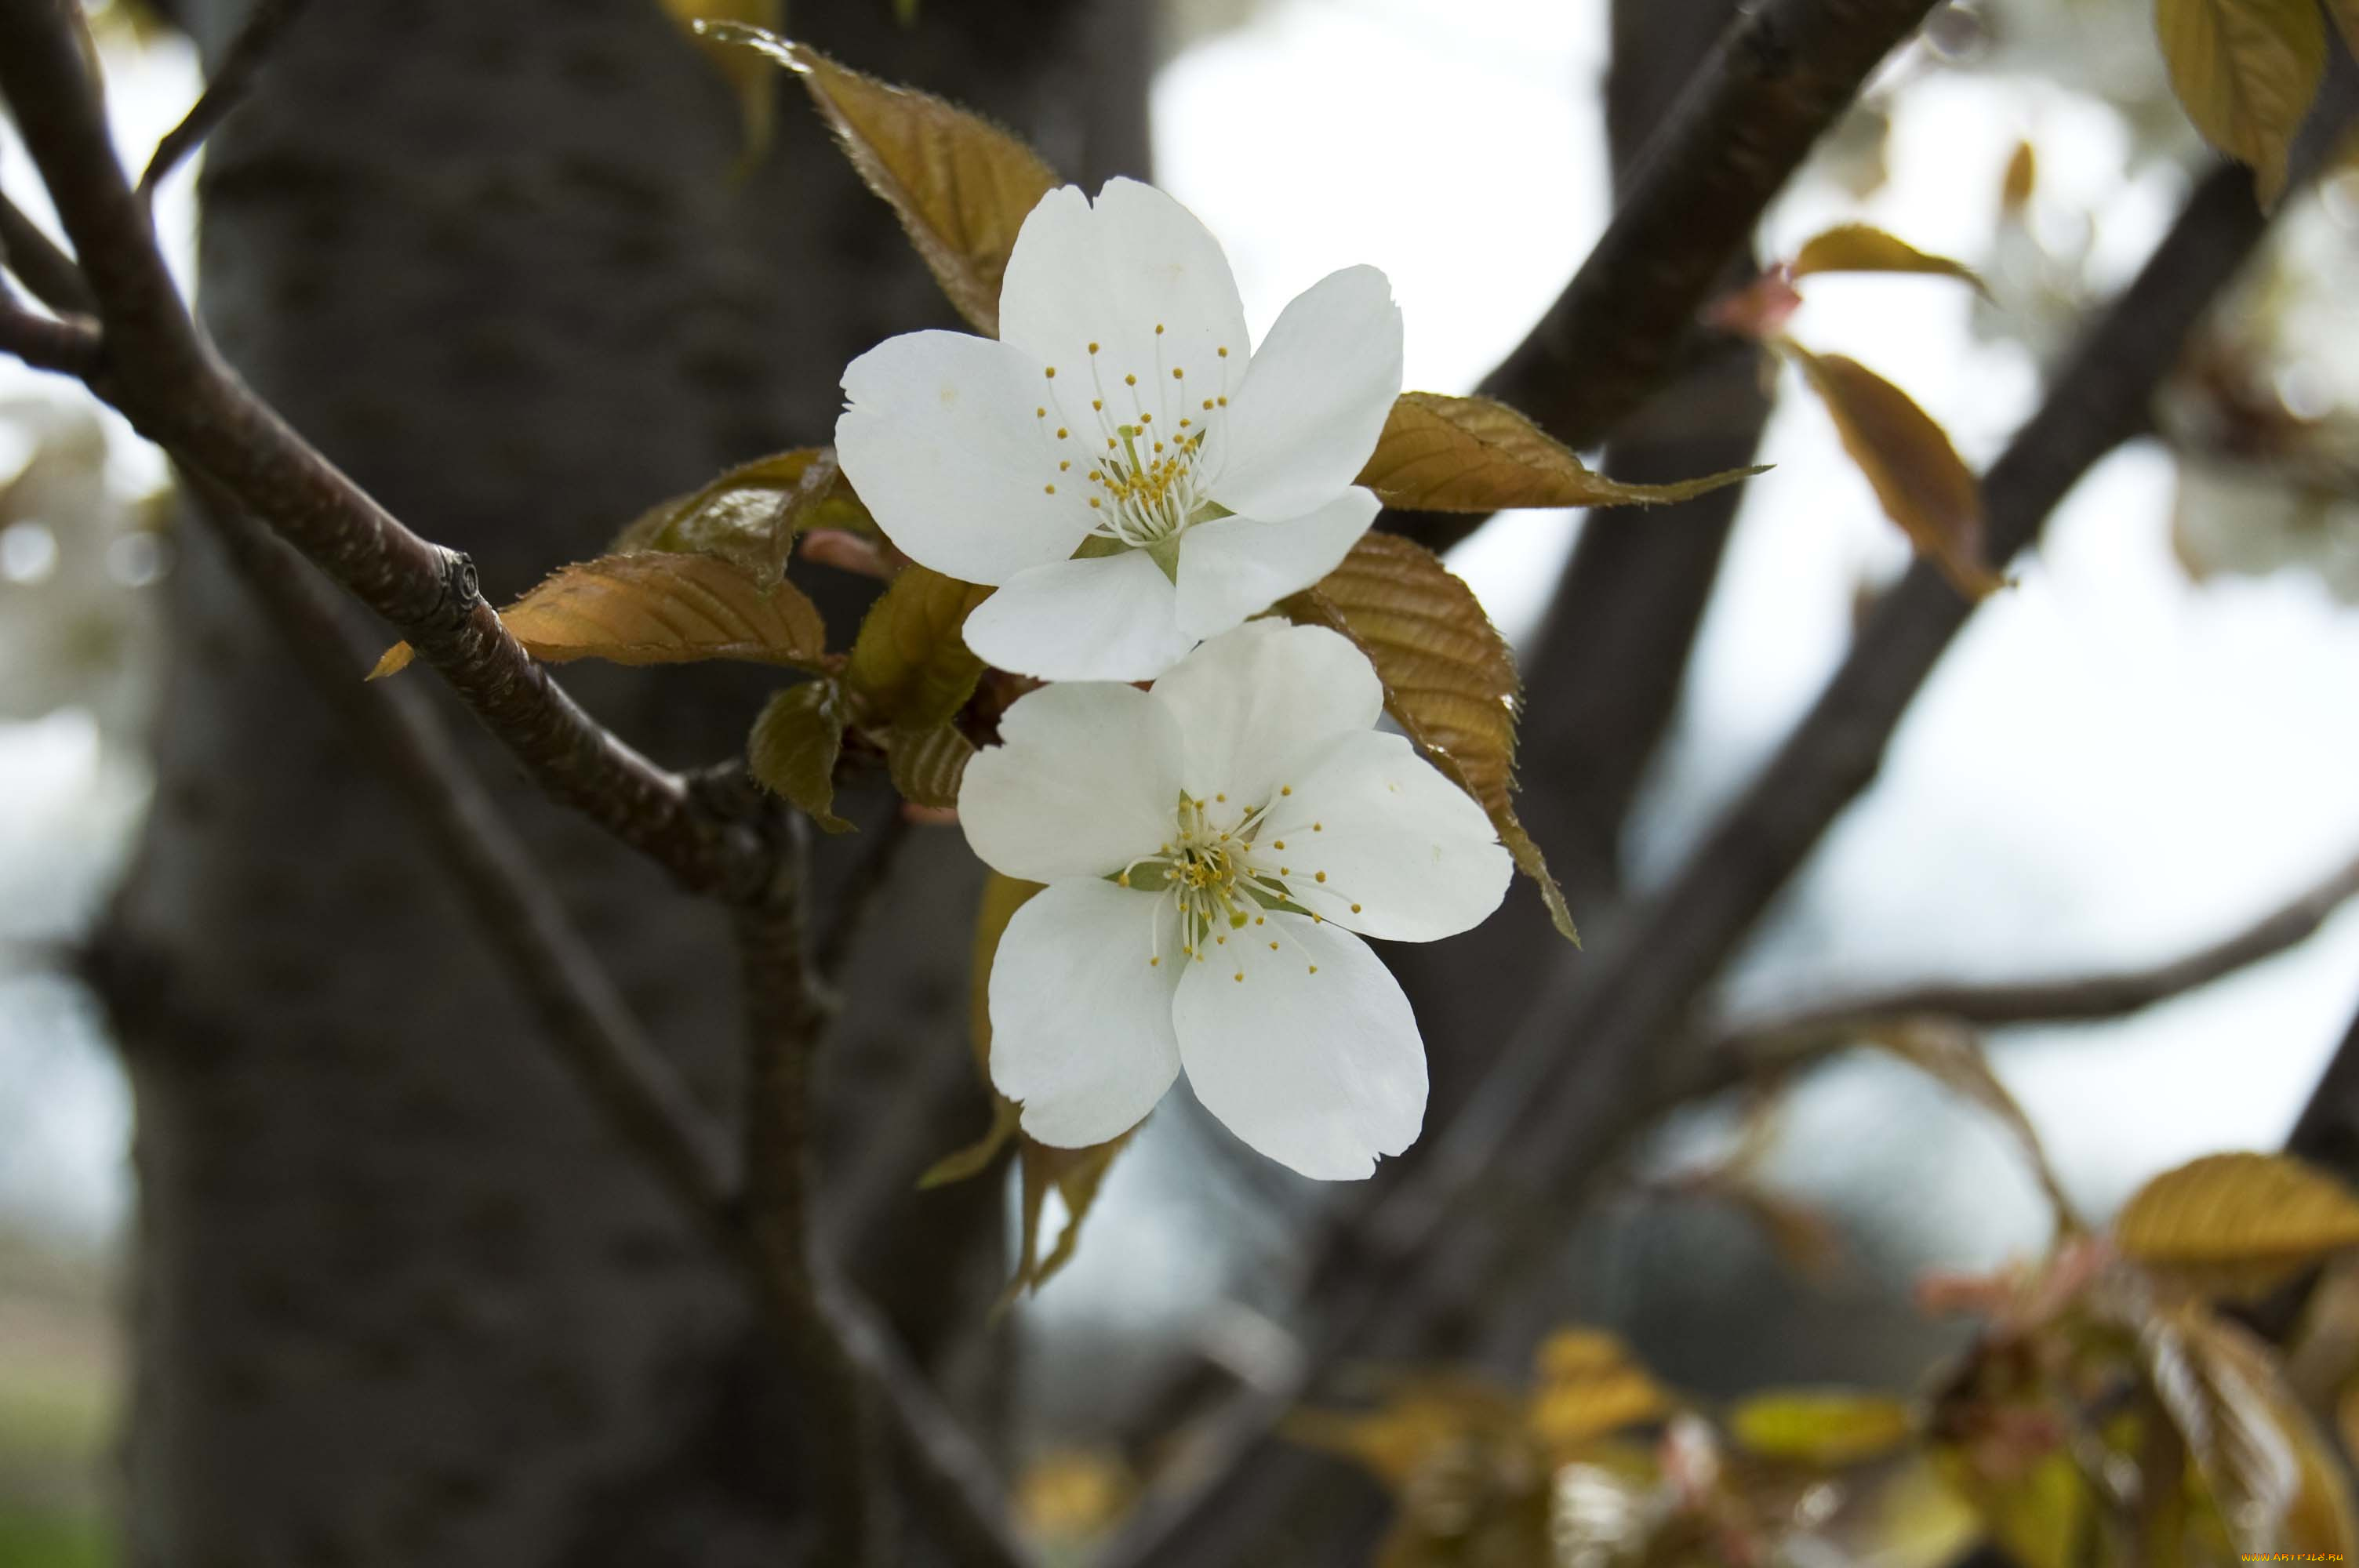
xmin=958 ymin=619 xmax=1512 ymax=1179
xmin=836 ymin=178 xmax=1405 ymax=683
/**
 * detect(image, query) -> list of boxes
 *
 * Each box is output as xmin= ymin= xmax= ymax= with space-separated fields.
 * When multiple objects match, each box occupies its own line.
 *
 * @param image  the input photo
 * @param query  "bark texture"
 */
xmin=100 ymin=2 xmax=1144 ymax=1562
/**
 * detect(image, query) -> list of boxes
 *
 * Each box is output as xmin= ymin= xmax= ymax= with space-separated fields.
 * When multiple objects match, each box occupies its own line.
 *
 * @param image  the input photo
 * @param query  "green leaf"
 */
xmin=1729 ymin=1389 xmax=1916 ymax=1468
xmin=2115 ymin=1151 xmax=2359 ymax=1294
xmin=703 ymin=26 xmax=1058 ymax=336
xmin=1286 ymin=534 xmax=1577 ymax=945
xmin=1789 ymin=223 xmax=1993 ymax=299
xmin=885 ymin=722 xmax=974 ymax=809
xmin=612 ymin=447 xmax=871 ymax=583
xmin=2154 ymin=0 xmax=2325 ymax=209
xmin=1783 ymin=344 xmax=2001 ymax=601
xmin=371 ymin=551 xmax=827 ymax=677
xmin=1356 ymin=393 xmax=1763 ymax=514
xmin=844 ymin=564 xmax=994 ymax=729
xmin=749 ymin=681 xmax=855 ymax=833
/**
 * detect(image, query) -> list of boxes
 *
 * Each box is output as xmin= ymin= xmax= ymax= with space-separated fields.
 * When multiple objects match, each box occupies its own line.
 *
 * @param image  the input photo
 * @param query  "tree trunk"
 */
xmin=98 ymin=2 xmax=1144 ymax=1561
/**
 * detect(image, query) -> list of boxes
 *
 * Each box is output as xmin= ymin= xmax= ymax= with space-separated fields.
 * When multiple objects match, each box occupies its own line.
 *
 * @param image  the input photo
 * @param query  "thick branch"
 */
xmin=0 ymin=0 xmax=762 ymax=898
xmin=0 ymin=296 xmax=100 ymax=376
xmin=1110 ymin=150 xmax=2313 ymax=1568
xmin=1389 ymin=0 xmax=1939 ymax=554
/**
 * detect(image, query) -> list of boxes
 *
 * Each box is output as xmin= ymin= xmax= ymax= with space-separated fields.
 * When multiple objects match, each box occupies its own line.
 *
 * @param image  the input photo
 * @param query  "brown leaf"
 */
xmin=660 ymin=0 xmax=783 ymax=161
xmin=1785 ymin=345 xmax=2001 ymax=600
xmin=748 ymin=680 xmax=854 ymax=833
xmin=2115 ymin=1151 xmax=2359 ymax=1294
xmin=1355 ymin=392 xmax=1763 ymax=514
xmin=2137 ymin=1303 xmax=2358 ymax=1560
xmin=2154 ymin=0 xmax=2326 ymax=209
xmin=611 ymin=447 xmax=870 ymax=583
xmin=1789 ymin=223 xmax=1992 ymax=299
xmin=1286 ymin=535 xmax=1577 ymax=944
xmin=844 ymin=564 xmax=994 ymax=730
xmin=703 ymin=26 xmax=1058 ymax=336
xmin=371 ymin=552 xmax=827 ymax=677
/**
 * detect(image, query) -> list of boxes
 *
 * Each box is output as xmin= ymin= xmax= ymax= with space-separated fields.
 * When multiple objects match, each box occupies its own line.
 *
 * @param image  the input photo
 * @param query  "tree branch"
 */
xmin=0 ymin=294 xmax=100 ymax=376
xmin=1388 ymin=0 xmax=1940 ymax=555
xmin=1109 ymin=147 xmax=2321 ymax=1568
xmin=0 ymin=0 xmax=763 ymax=899
xmin=732 ymin=833 xmax=885 ymax=1564
xmin=0 ymin=185 xmax=97 ymax=314
xmin=138 ymin=0 xmax=315 ymax=201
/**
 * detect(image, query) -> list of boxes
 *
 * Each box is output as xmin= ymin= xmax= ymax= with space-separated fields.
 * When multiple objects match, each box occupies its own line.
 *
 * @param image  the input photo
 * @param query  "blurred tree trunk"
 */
xmin=96 ymin=2 xmax=1144 ymax=1562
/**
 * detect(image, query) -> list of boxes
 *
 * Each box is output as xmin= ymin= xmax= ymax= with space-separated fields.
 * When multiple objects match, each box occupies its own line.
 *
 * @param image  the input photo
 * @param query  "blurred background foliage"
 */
xmin=10 ymin=0 xmax=2359 ymax=1561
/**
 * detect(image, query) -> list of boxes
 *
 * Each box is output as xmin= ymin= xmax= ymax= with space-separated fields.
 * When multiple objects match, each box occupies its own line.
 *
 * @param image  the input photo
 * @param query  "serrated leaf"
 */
xmin=2155 ymin=0 xmax=2325 ymax=209
xmin=371 ymin=552 xmax=827 ymax=677
xmin=1790 ymin=223 xmax=1992 ymax=299
xmin=844 ymin=564 xmax=994 ymax=729
xmin=749 ymin=681 xmax=854 ymax=833
xmin=612 ymin=447 xmax=871 ymax=583
xmin=704 ymin=25 xmax=1057 ymax=336
xmin=1731 ymin=1390 xmax=1916 ymax=1468
xmin=1287 ymin=535 xmax=1577 ymax=944
xmin=1859 ymin=1020 xmax=2076 ymax=1231
xmin=2138 ymin=1304 xmax=2357 ymax=1560
xmin=1784 ymin=345 xmax=2001 ymax=601
xmin=2115 ymin=1152 xmax=2359 ymax=1295
xmin=1355 ymin=392 xmax=1764 ymax=514
xmin=662 ymin=0 xmax=783 ymax=161
xmin=885 ymin=722 xmax=974 ymax=808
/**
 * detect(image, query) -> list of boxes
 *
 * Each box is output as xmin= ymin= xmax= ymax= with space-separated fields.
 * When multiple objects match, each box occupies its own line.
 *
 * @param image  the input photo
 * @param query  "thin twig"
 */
xmin=0 ymin=1 xmax=761 ymax=898
xmin=1390 ymin=0 xmax=1942 ymax=554
xmin=817 ymin=805 xmax=918 ymax=985
xmin=0 ymin=296 xmax=100 ymax=376
xmin=733 ymin=829 xmax=884 ymax=1564
xmin=138 ymin=0 xmax=315 ymax=202
xmin=0 ymin=186 xmax=96 ymax=314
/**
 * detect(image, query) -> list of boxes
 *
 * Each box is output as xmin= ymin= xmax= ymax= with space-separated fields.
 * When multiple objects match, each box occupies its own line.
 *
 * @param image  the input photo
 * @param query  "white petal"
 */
xmin=1208 ymin=266 xmax=1403 ymax=523
xmin=1147 ymin=620 xmax=1382 ymax=809
xmin=958 ymin=682 xmax=1181 ymax=881
xmin=1174 ymin=913 xmax=1425 ymax=1180
xmin=963 ymin=549 xmax=1197 ymax=682
xmin=998 ymin=180 xmax=1251 ymax=446
xmin=990 ymin=880 xmax=1184 ymax=1147
xmin=1255 ymin=731 xmax=1511 ymax=942
xmin=837 ymin=329 xmax=1091 ymax=586
xmin=1173 ymin=487 xmax=1377 ymax=640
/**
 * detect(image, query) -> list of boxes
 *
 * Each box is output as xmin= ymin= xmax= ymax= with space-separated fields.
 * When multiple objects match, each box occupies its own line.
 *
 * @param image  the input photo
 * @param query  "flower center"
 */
xmin=1114 ymin=789 xmax=1346 ymax=981
xmin=1034 ymin=329 xmax=1237 ymax=556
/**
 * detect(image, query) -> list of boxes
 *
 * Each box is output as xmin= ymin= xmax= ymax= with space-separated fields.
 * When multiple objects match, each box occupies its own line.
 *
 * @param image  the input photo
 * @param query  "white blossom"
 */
xmin=957 ymin=619 xmax=1510 ymax=1179
xmin=836 ymin=178 xmax=1404 ymax=682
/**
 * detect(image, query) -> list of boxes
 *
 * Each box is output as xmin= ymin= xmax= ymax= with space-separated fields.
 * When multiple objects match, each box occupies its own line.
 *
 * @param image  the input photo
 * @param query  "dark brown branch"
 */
xmin=0 ymin=296 xmax=101 ymax=376
xmin=2290 ymin=982 xmax=2359 ymax=1185
xmin=1109 ymin=148 xmax=2319 ymax=1568
xmin=0 ymin=185 xmax=96 ymax=314
xmin=1389 ymin=0 xmax=1940 ymax=555
xmin=1688 ymin=844 xmax=2359 ymax=1103
xmin=0 ymin=0 xmax=762 ymax=898
xmin=137 ymin=0 xmax=314 ymax=201
xmin=733 ymin=851 xmax=884 ymax=1564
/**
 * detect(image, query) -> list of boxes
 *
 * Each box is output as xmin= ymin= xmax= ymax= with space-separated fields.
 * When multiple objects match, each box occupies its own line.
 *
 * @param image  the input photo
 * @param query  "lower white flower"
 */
xmin=958 ymin=619 xmax=1512 ymax=1180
